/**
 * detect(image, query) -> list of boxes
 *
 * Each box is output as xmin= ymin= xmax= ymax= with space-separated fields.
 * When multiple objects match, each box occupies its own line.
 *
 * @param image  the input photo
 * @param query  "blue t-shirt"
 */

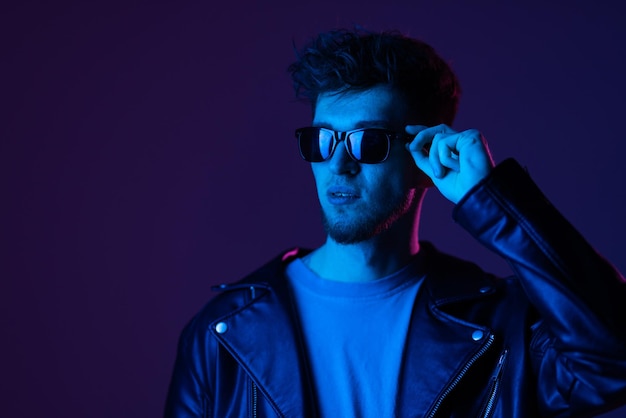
xmin=286 ymin=256 xmax=425 ymax=417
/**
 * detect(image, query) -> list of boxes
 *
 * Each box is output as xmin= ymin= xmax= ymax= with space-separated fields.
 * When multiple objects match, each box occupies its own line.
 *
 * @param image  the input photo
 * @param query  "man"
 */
xmin=165 ymin=29 xmax=626 ymax=417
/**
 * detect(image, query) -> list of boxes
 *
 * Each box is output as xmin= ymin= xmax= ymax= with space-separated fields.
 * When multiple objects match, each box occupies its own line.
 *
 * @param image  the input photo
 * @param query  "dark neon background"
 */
xmin=2 ymin=1 xmax=625 ymax=416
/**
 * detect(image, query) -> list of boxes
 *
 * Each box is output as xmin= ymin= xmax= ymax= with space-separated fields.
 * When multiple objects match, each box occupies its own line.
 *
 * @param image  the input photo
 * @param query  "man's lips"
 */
xmin=327 ymin=186 xmax=360 ymax=204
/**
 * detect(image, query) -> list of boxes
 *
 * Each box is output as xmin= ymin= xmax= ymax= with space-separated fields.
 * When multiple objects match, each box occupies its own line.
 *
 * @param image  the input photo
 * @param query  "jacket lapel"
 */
xmin=211 ymin=253 xmax=316 ymax=417
xmin=396 ymin=287 xmax=494 ymax=417
xmin=397 ymin=244 xmax=499 ymax=417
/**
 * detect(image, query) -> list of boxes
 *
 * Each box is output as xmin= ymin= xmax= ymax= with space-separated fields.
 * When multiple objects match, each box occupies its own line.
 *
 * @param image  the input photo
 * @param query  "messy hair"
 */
xmin=288 ymin=28 xmax=461 ymax=125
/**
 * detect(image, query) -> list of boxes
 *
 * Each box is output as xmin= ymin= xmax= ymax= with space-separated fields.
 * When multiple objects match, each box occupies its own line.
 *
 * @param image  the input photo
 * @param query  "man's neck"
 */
xmin=302 ymin=225 xmax=420 ymax=283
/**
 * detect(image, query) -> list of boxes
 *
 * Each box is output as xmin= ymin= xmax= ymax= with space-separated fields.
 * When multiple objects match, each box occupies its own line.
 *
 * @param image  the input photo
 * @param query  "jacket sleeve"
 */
xmin=453 ymin=158 xmax=626 ymax=417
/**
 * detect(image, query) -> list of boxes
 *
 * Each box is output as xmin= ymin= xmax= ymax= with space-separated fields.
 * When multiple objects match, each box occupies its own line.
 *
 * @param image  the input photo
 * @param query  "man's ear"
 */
xmin=408 ymin=157 xmax=434 ymax=188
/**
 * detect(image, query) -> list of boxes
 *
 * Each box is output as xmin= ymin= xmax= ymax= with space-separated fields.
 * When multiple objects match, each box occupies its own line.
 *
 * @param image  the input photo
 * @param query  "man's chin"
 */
xmin=322 ymin=217 xmax=377 ymax=245
xmin=327 ymin=231 xmax=369 ymax=245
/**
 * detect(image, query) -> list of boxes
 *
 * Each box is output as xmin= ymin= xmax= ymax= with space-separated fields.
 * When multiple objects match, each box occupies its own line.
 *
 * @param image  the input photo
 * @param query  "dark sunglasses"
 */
xmin=295 ymin=127 xmax=413 ymax=164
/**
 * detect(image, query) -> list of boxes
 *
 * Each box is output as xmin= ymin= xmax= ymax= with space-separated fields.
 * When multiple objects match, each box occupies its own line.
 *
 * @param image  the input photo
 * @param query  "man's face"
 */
xmin=310 ymin=84 xmax=425 ymax=244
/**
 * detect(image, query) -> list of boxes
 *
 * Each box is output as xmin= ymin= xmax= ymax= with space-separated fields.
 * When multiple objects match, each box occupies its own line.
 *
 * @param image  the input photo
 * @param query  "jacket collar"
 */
xmin=216 ymin=244 xmax=497 ymax=302
xmin=212 ymin=245 xmax=498 ymax=416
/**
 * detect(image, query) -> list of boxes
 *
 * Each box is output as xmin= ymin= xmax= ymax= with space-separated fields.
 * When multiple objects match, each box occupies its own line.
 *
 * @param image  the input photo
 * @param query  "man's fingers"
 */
xmin=437 ymin=138 xmax=461 ymax=173
xmin=406 ymin=124 xmax=453 ymax=149
xmin=429 ymin=134 xmax=447 ymax=178
xmin=405 ymin=124 xmax=494 ymax=203
xmin=406 ymin=125 xmax=459 ymax=178
xmin=429 ymin=133 xmax=462 ymax=178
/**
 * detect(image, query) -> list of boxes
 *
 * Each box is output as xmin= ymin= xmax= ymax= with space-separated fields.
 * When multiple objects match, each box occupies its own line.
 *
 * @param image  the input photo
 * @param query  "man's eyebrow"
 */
xmin=313 ymin=120 xmax=394 ymax=130
xmin=354 ymin=120 xmax=393 ymax=129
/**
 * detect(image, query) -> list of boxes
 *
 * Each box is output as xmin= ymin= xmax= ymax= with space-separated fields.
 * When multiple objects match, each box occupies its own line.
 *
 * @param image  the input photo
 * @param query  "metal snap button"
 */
xmin=215 ymin=322 xmax=228 ymax=334
xmin=472 ymin=330 xmax=484 ymax=341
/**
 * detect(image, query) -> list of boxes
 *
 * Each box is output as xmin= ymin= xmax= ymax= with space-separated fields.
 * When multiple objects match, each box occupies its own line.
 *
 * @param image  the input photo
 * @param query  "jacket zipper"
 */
xmin=251 ymin=381 xmax=258 ymax=418
xmin=426 ymin=334 xmax=495 ymax=418
xmin=479 ymin=349 xmax=508 ymax=418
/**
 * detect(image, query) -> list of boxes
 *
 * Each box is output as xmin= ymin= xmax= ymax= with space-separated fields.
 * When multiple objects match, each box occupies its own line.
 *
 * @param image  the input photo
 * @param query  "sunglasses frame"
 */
xmin=295 ymin=127 xmax=413 ymax=164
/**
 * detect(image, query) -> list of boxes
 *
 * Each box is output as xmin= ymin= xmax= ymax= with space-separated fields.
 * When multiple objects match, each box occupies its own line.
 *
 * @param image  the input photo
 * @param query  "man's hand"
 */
xmin=406 ymin=124 xmax=495 ymax=204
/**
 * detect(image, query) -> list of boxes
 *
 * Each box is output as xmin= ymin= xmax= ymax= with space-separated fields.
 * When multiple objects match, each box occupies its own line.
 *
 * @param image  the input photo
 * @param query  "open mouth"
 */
xmin=327 ymin=188 xmax=360 ymax=204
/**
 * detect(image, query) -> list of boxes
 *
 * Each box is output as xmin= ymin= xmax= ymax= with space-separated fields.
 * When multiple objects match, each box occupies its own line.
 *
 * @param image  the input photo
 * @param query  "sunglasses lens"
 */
xmin=348 ymin=130 xmax=390 ymax=163
xmin=297 ymin=128 xmax=334 ymax=162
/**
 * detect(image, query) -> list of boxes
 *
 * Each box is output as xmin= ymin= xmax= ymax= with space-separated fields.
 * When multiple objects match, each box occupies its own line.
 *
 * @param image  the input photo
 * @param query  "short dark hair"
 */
xmin=288 ymin=28 xmax=461 ymax=125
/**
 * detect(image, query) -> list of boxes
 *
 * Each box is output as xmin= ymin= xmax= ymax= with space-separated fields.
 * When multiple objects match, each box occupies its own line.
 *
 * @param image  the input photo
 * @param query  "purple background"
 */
xmin=2 ymin=1 xmax=625 ymax=417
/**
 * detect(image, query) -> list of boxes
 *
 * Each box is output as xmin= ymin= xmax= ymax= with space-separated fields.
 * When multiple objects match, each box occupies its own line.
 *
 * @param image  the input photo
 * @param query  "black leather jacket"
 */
xmin=165 ymin=160 xmax=626 ymax=417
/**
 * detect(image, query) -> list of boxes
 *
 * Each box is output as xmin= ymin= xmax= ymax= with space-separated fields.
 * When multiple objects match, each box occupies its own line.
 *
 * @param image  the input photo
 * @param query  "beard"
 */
xmin=321 ymin=189 xmax=418 ymax=244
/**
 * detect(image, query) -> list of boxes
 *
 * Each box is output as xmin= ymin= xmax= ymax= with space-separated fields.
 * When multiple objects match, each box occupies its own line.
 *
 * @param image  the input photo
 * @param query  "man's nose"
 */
xmin=328 ymin=140 xmax=360 ymax=175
